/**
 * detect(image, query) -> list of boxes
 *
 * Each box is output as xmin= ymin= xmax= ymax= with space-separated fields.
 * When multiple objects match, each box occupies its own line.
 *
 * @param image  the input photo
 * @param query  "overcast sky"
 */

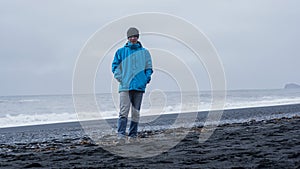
xmin=1 ymin=0 xmax=300 ymax=96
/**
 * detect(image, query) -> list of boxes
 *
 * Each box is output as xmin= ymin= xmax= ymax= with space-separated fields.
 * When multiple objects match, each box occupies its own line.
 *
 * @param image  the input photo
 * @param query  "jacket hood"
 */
xmin=125 ymin=41 xmax=143 ymax=50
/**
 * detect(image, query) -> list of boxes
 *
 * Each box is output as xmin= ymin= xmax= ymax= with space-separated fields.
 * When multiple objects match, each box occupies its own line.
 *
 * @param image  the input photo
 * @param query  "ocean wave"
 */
xmin=0 ymin=99 xmax=41 ymax=104
xmin=0 ymin=100 xmax=8 ymax=103
xmin=17 ymin=99 xmax=41 ymax=103
xmin=0 ymin=112 xmax=78 ymax=128
xmin=1 ymin=104 xmax=300 ymax=129
xmin=1 ymin=91 xmax=300 ymax=128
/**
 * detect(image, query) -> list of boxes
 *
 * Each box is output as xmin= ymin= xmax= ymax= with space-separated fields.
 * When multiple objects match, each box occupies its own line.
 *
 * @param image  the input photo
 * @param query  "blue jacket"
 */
xmin=112 ymin=41 xmax=153 ymax=92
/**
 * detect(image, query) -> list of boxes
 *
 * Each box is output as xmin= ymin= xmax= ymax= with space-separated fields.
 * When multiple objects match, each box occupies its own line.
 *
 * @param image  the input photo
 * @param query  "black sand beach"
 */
xmin=0 ymin=104 xmax=300 ymax=168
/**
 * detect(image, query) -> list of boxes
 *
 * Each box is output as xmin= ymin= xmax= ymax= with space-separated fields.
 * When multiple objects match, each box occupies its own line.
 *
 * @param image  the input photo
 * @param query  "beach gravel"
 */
xmin=0 ymin=117 xmax=299 ymax=168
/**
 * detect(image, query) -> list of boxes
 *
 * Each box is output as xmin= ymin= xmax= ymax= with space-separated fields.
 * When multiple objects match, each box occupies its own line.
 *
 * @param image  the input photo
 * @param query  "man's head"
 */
xmin=127 ymin=27 xmax=139 ymax=44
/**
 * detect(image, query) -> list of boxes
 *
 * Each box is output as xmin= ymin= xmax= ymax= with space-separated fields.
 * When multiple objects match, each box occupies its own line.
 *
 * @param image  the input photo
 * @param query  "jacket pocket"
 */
xmin=136 ymin=73 xmax=147 ymax=89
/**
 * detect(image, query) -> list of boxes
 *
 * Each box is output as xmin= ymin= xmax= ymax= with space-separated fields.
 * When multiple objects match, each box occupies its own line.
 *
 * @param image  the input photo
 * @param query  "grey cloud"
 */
xmin=0 ymin=0 xmax=300 ymax=95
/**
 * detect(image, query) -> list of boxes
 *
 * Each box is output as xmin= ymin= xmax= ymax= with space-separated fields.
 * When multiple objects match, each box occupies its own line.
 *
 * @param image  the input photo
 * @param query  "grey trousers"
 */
xmin=117 ymin=91 xmax=143 ymax=138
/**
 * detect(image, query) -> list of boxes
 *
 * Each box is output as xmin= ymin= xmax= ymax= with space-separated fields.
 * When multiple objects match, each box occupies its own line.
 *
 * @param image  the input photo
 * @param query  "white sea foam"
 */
xmin=224 ymin=98 xmax=300 ymax=110
xmin=17 ymin=99 xmax=41 ymax=103
xmin=0 ymin=112 xmax=78 ymax=128
xmin=1 ymin=101 xmax=300 ymax=129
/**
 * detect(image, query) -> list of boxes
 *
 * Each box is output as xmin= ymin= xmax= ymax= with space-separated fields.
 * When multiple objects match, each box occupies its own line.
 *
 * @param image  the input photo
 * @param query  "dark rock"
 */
xmin=24 ymin=163 xmax=42 ymax=168
xmin=284 ymin=83 xmax=300 ymax=89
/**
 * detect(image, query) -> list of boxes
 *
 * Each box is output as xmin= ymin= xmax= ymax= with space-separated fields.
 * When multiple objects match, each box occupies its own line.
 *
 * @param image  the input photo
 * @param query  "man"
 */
xmin=112 ymin=27 xmax=153 ymax=145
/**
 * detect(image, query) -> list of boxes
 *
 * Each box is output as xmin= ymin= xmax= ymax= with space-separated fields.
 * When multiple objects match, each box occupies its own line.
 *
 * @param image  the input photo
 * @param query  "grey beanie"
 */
xmin=127 ymin=27 xmax=139 ymax=38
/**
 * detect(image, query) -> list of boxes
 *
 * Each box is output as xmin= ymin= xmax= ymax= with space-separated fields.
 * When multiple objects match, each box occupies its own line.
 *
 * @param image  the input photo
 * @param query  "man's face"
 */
xmin=128 ymin=35 xmax=139 ymax=44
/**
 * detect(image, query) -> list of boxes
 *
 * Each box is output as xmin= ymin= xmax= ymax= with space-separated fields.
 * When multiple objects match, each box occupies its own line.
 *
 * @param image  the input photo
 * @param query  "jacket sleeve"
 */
xmin=145 ymin=50 xmax=153 ymax=83
xmin=112 ymin=50 xmax=122 ymax=82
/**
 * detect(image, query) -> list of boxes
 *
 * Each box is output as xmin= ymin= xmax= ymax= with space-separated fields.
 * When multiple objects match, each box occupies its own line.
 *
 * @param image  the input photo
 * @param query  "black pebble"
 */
xmin=24 ymin=163 xmax=42 ymax=168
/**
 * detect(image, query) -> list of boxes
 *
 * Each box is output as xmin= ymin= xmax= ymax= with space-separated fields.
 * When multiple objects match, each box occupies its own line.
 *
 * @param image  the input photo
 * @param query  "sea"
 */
xmin=1 ymin=88 xmax=300 ymax=129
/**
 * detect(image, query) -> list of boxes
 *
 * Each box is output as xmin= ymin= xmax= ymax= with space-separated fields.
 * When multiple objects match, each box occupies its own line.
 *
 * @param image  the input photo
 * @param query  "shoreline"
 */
xmin=1 ymin=103 xmax=300 ymax=133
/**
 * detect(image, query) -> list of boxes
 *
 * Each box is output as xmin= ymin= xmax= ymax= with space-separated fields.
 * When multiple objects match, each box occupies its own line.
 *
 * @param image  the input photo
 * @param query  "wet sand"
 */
xmin=0 ymin=116 xmax=299 ymax=168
